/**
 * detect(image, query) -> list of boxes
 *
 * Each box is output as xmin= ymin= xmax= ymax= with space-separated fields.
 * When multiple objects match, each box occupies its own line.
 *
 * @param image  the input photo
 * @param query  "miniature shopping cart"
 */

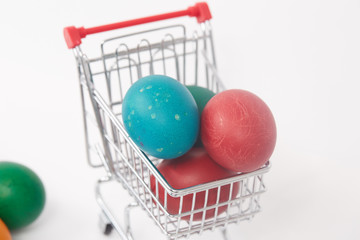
xmin=64 ymin=2 xmax=271 ymax=240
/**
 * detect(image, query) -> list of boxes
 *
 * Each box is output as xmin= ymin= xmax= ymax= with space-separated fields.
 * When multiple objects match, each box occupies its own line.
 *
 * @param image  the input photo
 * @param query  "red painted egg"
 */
xmin=201 ymin=89 xmax=276 ymax=172
xmin=150 ymin=147 xmax=239 ymax=221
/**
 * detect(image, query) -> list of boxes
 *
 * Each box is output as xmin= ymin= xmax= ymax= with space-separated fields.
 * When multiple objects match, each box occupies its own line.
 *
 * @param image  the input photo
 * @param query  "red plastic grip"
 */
xmin=64 ymin=2 xmax=212 ymax=49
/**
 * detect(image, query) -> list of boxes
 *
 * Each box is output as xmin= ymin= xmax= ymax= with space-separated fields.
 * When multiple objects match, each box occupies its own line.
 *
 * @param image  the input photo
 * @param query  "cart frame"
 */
xmin=64 ymin=3 xmax=271 ymax=240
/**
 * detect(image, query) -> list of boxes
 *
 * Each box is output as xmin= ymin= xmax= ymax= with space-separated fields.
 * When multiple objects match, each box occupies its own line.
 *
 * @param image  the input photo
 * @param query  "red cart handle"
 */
xmin=64 ymin=2 xmax=211 ymax=49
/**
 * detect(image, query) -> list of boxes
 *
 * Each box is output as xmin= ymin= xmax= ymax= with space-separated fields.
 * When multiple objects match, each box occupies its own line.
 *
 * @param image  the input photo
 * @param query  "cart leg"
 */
xmin=99 ymin=211 xmax=114 ymax=235
xmin=220 ymin=227 xmax=229 ymax=240
xmin=96 ymin=176 xmax=131 ymax=240
xmin=124 ymin=202 xmax=139 ymax=240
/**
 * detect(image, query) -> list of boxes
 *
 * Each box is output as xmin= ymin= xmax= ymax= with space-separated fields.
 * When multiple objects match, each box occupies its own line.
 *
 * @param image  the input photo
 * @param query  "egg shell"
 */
xmin=186 ymin=86 xmax=216 ymax=116
xmin=150 ymin=147 xmax=239 ymax=221
xmin=0 ymin=219 xmax=11 ymax=240
xmin=186 ymin=85 xmax=216 ymax=147
xmin=0 ymin=161 xmax=46 ymax=230
xmin=201 ymin=89 xmax=277 ymax=172
xmin=122 ymin=75 xmax=199 ymax=159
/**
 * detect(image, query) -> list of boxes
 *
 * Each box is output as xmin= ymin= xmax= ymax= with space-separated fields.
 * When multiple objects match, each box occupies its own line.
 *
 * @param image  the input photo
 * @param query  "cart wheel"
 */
xmin=99 ymin=212 xmax=113 ymax=235
xmin=104 ymin=223 xmax=113 ymax=235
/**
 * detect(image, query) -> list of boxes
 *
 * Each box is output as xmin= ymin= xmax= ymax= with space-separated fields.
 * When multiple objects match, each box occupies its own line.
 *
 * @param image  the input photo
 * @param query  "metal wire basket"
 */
xmin=64 ymin=3 xmax=271 ymax=240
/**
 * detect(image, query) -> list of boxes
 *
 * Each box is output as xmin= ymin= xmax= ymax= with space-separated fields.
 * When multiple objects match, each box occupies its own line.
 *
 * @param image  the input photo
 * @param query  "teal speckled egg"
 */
xmin=122 ymin=75 xmax=199 ymax=159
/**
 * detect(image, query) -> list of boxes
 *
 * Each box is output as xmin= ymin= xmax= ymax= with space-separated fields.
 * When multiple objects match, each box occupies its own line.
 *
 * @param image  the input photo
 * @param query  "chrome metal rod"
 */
xmin=125 ymin=202 xmax=139 ymax=240
xmin=95 ymin=176 xmax=130 ymax=240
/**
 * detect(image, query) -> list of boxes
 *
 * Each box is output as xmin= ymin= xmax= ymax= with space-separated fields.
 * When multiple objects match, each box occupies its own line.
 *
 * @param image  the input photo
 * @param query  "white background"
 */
xmin=1 ymin=0 xmax=360 ymax=239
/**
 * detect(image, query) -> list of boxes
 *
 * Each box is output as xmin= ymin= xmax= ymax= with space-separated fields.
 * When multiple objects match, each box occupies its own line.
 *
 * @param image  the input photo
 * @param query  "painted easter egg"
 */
xmin=122 ymin=75 xmax=199 ymax=159
xmin=0 ymin=161 xmax=46 ymax=230
xmin=150 ymin=147 xmax=239 ymax=221
xmin=186 ymin=85 xmax=216 ymax=147
xmin=201 ymin=89 xmax=277 ymax=172
xmin=0 ymin=219 xmax=11 ymax=240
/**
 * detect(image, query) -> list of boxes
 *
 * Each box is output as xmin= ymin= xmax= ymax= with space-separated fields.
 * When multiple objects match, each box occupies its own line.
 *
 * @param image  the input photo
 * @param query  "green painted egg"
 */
xmin=186 ymin=85 xmax=216 ymax=147
xmin=0 ymin=161 xmax=46 ymax=230
xmin=186 ymin=86 xmax=216 ymax=115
